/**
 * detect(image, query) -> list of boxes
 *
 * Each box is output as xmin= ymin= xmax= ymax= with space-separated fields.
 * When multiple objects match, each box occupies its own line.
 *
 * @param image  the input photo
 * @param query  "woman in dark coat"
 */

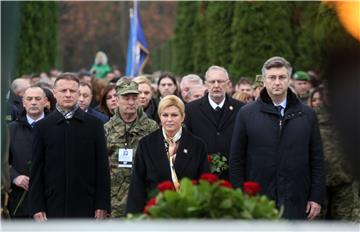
xmin=126 ymin=95 xmax=209 ymax=214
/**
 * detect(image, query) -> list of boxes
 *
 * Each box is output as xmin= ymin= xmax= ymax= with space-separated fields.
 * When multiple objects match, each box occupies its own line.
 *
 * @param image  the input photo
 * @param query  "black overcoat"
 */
xmin=29 ymin=109 xmax=110 ymax=218
xmin=184 ymin=94 xmax=244 ymax=179
xmin=229 ymin=89 xmax=325 ymax=219
xmin=126 ymin=128 xmax=210 ymax=214
xmin=8 ymin=114 xmax=34 ymax=217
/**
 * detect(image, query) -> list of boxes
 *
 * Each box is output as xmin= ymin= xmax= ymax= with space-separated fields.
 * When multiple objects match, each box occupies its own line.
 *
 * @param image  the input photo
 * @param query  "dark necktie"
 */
xmin=275 ymin=105 xmax=283 ymax=117
xmin=30 ymin=122 xmax=35 ymax=128
xmin=215 ymin=106 xmax=221 ymax=112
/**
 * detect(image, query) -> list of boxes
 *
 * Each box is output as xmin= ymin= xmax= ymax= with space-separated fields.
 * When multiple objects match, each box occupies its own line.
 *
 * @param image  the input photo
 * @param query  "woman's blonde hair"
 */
xmin=133 ymin=76 xmax=152 ymax=89
xmin=158 ymin=95 xmax=185 ymax=118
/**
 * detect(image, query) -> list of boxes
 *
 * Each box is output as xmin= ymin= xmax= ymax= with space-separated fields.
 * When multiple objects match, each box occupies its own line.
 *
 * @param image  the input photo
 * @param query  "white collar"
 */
xmin=208 ymin=94 xmax=226 ymax=110
xmin=273 ymin=98 xmax=287 ymax=109
xmin=26 ymin=112 xmax=45 ymax=126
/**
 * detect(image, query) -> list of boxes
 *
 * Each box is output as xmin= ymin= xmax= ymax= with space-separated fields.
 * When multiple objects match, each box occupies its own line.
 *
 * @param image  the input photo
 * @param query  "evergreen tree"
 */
xmin=150 ymin=38 xmax=174 ymax=73
xmin=192 ymin=2 xmax=208 ymax=75
xmin=206 ymin=2 xmax=234 ymax=70
xmin=173 ymin=2 xmax=198 ymax=75
xmin=16 ymin=2 xmax=58 ymax=76
xmin=230 ymin=2 xmax=294 ymax=82
xmin=293 ymin=2 xmax=321 ymax=71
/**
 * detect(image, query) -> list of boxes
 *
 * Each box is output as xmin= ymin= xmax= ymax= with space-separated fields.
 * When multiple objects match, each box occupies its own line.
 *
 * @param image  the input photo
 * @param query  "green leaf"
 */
xmin=219 ymin=199 xmax=233 ymax=209
xmin=163 ymin=191 xmax=179 ymax=203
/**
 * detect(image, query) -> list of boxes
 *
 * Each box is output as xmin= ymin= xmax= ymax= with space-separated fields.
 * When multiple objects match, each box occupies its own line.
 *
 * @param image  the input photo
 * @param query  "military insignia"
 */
xmin=183 ymin=149 xmax=188 ymax=154
xmin=229 ymin=106 xmax=234 ymax=111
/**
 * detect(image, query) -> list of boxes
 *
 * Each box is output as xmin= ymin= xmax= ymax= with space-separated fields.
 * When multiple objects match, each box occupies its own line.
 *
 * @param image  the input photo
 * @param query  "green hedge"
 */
xmin=145 ymin=2 xmax=359 ymax=81
xmin=16 ymin=2 xmax=58 ymax=76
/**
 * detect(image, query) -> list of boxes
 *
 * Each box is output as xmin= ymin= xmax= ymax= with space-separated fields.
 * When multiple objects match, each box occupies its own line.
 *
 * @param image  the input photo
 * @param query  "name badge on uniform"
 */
xmin=118 ymin=148 xmax=133 ymax=168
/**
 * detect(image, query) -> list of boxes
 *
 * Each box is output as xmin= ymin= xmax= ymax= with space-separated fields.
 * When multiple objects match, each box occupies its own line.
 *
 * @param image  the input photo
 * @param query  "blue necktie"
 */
xmin=275 ymin=105 xmax=283 ymax=117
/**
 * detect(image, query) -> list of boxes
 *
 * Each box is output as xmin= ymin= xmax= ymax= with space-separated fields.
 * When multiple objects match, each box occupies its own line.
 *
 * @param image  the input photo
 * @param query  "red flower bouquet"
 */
xmin=131 ymin=175 xmax=282 ymax=219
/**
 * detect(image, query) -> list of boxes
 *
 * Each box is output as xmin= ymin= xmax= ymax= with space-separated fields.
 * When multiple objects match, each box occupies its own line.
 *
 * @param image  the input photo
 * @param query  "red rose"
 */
xmin=143 ymin=197 xmax=157 ymax=214
xmin=243 ymin=181 xmax=261 ymax=196
xmin=157 ymin=180 xmax=175 ymax=192
xmin=192 ymin=179 xmax=198 ymax=185
xmin=219 ymin=180 xmax=233 ymax=189
xmin=207 ymin=155 xmax=212 ymax=163
xmin=200 ymin=173 xmax=218 ymax=184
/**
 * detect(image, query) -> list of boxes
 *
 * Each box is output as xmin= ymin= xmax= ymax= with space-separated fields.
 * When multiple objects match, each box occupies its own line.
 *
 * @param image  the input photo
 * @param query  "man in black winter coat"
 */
xmin=8 ymin=86 xmax=47 ymax=218
xmin=185 ymin=66 xmax=244 ymax=180
xmin=229 ymin=57 xmax=325 ymax=220
xmin=29 ymin=73 xmax=110 ymax=221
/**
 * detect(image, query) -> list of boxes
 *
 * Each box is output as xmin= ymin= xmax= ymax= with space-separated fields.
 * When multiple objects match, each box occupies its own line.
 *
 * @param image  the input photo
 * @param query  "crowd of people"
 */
xmin=4 ymin=53 xmax=359 ymax=222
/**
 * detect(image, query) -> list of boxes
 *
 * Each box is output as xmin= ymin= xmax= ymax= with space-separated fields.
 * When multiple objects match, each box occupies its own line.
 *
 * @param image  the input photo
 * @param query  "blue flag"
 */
xmin=125 ymin=1 xmax=149 ymax=77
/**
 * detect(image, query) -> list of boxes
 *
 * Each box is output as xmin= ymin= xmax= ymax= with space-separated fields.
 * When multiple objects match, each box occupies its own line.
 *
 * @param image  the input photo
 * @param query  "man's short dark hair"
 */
xmin=78 ymin=71 xmax=93 ymax=79
xmin=261 ymin=56 xmax=292 ymax=77
xmin=237 ymin=77 xmax=253 ymax=86
xmin=30 ymin=73 xmax=40 ymax=79
xmin=79 ymin=81 xmax=93 ymax=92
xmin=54 ymin=72 xmax=80 ymax=87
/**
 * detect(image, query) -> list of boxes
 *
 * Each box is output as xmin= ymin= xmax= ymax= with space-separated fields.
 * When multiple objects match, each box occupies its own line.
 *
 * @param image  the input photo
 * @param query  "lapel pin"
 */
xmin=183 ymin=149 xmax=188 ymax=154
xmin=229 ymin=106 xmax=234 ymax=111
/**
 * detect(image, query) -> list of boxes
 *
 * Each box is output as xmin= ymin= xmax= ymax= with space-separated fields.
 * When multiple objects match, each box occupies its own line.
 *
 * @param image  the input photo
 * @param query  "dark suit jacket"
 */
xmin=126 ymin=128 xmax=210 ymax=214
xmin=87 ymin=107 xmax=109 ymax=123
xmin=29 ymin=108 xmax=111 ymax=218
xmin=184 ymin=94 xmax=244 ymax=179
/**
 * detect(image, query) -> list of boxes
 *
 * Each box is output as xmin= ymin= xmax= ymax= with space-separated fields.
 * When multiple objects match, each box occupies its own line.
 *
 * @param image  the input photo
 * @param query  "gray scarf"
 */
xmin=56 ymin=103 xmax=80 ymax=119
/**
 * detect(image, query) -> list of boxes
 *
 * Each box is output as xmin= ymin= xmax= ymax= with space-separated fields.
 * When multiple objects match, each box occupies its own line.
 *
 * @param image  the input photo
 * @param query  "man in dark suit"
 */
xmin=78 ymin=82 xmax=109 ymax=123
xmin=29 ymin=73 xmax=110 ymax=221
xmin=229 ymin=56 xmax=325 ymax=219
xmin=184 ymin=65 xmax=244 ymax=180
xmin=8 ymin=86 xmax=47 ymax=218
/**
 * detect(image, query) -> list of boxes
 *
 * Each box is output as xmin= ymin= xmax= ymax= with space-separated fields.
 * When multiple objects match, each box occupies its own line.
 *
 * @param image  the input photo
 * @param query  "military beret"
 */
xmin=252 ymin=74 xmax=264 ymax=89
xmin=292 ymin=71 xmax=310 ymax=81
xmin=115 ymin=78 xmax=139 ymax=96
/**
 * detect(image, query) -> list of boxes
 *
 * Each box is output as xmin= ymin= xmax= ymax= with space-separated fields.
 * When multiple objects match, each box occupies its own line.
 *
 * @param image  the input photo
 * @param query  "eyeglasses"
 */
xmin=206 ymin=79 xmax=228 ymax=85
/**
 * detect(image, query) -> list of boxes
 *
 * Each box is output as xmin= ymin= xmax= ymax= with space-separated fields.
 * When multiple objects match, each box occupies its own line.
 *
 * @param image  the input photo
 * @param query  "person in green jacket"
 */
xmin=90 ymin=51 xmax=111 ymax=79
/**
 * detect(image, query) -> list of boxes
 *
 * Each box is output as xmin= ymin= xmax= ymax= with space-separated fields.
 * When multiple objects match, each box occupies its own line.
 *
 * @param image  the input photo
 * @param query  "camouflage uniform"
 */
xmin=317 ymin=107 xmax=360 ymax=222
xmin=292 ymin=71 xmax=310 ymax=104
xmin=104 ymin=108 xmax=158 ymax=217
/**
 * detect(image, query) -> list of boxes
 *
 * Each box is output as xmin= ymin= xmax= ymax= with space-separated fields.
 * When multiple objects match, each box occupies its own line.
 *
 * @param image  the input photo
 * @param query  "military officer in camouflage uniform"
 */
xmin=291 ymin=71 xmax=312 ymax=104
xmin=104 ymin=78 xmax=158 ymax=217
xmin=317 ymin=106 xmax=360 ymax=222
